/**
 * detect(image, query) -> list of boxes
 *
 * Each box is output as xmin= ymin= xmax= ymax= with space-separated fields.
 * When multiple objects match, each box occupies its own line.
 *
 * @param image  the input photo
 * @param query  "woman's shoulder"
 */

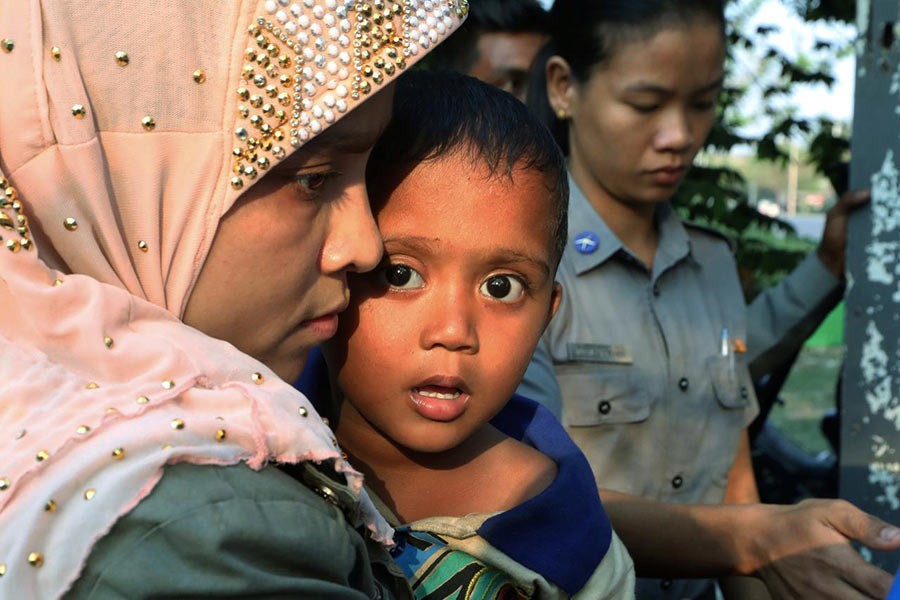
xmin=65 ymin=462 xmax=390 ymax=599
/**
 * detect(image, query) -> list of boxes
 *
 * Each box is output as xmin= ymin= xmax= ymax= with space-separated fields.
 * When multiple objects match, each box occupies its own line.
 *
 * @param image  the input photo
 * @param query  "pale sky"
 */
xmin=737 ymin=0 xmax=856 ymax=124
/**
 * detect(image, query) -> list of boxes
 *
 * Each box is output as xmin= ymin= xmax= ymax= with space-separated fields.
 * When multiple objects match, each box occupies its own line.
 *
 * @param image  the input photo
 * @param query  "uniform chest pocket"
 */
xmin=708 ymin=355 xmax=754 ymax=410
xmin=556 ymin=367 xmax=652 ymax=426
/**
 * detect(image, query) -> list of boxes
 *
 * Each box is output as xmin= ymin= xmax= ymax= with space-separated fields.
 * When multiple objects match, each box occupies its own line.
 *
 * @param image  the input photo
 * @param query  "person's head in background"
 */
xmin=530 ymin=0 xmax=726 ymax=213
xmin=324 ymin=70 xmax=567 ymax=457
xmin=427 ymin=0 xmax=549 ymax=102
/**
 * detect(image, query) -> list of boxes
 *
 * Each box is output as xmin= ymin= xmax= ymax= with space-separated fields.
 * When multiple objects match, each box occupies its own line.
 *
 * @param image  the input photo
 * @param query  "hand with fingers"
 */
xmin=748 ymin=499 xmax=900 ymax=599
xmin=816 ymin=188 xmax=871 ymax=278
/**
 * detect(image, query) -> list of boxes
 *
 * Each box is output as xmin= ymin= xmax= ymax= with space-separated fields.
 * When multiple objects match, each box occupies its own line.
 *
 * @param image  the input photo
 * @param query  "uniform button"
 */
xmin=598 ymin=401 xmax=612 ymax=415
xmin=740 ymin=386 xmax=749 ymax=399
xmin=652 ymin=283 xmax=661 ymax=297
xmin=660 ymin=579 xmax=672 ymax=590
xmin=678 ymin=377 xmax=689 ymax=391
xmin=671 ymin=475 xmax=684 ymax=489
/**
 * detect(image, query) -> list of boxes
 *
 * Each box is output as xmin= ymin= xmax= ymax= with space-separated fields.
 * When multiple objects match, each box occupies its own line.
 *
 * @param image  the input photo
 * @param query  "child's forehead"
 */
xmin=380 ymin=155 xmax=555 ymax=247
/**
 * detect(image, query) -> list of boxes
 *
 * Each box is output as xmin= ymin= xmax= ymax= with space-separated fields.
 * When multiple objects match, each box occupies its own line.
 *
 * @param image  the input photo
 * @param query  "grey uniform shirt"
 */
xmin=518 ymin=176 xmax=841 ymax=599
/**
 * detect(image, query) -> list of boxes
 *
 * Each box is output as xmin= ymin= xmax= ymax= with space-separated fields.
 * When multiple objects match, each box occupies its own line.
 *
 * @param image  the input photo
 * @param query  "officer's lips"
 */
xmin=647 ymin=164 xmax=687 ymax=186
xmin=409 ymin=377 xmax=470 ymax=422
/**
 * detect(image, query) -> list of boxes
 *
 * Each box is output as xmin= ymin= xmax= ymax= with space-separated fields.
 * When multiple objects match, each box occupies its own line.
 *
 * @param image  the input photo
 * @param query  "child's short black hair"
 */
xmin=367 ymin=70 xmax=568 ymax=266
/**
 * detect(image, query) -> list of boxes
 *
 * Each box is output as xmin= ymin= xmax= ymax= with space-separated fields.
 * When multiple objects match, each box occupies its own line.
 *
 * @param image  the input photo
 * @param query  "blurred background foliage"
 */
xmin=674 ymin=0 xmax=856 ymax=299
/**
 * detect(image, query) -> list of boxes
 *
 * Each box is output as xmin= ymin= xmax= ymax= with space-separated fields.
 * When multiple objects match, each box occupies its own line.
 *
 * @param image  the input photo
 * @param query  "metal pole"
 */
xmin=842 ymin=0 xmax=900 ymax=573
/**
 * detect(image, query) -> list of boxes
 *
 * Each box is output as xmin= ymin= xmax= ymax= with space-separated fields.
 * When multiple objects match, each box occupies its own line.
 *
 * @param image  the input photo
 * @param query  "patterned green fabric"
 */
xmin=394 ymin=530 xmax=527 ymax=600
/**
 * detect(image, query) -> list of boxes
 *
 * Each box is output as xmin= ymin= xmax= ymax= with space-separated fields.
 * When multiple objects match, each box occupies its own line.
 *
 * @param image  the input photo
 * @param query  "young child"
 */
xmin=297 ymin=70 xmax=635 ymax=599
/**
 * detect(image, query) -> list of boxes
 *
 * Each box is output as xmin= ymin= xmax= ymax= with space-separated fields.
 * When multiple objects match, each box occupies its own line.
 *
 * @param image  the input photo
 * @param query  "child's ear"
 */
xmin=546 ymin=56 xmax=574 ymax=118
xmin=547 ymin=282 xmax=563 ymax=325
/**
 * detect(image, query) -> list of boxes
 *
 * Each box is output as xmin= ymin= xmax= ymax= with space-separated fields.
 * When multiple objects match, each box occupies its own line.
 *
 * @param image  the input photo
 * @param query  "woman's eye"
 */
xmin=294 ymin=172 xmax=330 ymax=192
xmin=479 ymin=275 xmax=524 ymax=302
xmin=382 ymin=264 xmax=425 ymax=290
xmin=629 ymin=103 xmax=658 ymax=114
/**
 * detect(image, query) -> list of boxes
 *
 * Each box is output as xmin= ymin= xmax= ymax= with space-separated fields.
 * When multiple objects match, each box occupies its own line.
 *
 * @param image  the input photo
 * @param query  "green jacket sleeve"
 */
xmin=64 ymin=462 xmax=406 ymax=599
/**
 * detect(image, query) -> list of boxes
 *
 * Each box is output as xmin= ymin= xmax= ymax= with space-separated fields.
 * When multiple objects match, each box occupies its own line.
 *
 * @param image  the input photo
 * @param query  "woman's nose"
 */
xmin=321 ymin=183 xmax=383 ymax=275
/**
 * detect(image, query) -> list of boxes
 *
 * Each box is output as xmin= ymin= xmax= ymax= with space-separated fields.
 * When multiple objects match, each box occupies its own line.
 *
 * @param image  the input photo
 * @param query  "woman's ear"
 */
xmin=546 ymin=56 xmax=574 ymax=118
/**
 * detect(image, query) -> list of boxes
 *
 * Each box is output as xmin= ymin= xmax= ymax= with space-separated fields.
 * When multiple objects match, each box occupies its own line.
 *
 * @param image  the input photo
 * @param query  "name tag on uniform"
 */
xmin=567 ymin=343 xmax=633 ymax=364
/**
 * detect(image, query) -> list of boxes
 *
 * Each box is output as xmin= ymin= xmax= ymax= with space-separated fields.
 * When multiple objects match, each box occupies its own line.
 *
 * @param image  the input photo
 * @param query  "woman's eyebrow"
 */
xmin=623 ymin=75 xmax=724 ymax=96
xmin=318 ymin=127 xmax=385 ymax=153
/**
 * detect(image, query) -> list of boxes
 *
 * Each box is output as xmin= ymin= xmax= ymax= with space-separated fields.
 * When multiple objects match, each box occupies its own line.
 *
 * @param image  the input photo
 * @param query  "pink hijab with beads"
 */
xmin=0 ymin=0 xmax=465 ymax=596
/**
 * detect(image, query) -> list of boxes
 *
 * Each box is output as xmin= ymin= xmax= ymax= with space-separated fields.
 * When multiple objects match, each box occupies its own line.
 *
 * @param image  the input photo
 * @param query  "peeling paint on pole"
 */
xmin=843 ymin=0 xmax=900 ymax=572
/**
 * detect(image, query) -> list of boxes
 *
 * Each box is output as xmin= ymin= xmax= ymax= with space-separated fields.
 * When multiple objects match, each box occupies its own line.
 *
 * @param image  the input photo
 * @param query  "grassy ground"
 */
xmin=767 ymin=344 xmax=843 ymax=455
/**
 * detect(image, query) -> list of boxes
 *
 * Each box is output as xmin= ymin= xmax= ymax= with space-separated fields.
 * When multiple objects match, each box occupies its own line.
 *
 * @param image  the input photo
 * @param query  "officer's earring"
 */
xmin=556 ymin=108 xmax=569 ymax=120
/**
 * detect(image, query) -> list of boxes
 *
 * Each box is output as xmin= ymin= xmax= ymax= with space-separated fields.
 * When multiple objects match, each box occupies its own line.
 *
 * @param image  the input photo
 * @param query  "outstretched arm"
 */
xmin=816 ymin=188 xmax=871 ymax=278
xmin=601 ymin=485 xmax=900 ymax=599
xmin=747 ymin=188 xmax=870 ymax=379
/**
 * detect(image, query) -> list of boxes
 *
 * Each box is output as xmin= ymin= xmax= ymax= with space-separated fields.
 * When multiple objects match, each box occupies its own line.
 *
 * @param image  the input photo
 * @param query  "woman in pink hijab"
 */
xmin=0 ymin=1 xmax=465 ymax=597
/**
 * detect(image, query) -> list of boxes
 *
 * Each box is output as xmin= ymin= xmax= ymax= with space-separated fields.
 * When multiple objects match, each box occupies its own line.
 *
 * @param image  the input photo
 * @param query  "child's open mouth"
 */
xmin=410 ymin=384 xmax=469 ymax=421
xmin=415 ymin=387 xmax=461 ymax=400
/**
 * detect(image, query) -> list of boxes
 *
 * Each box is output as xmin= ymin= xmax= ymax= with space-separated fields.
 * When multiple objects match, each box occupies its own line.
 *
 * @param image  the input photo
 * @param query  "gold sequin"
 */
xmin=137 ymin=395 xmax=150 ymax=404
xmin=1 ymin=38 xmax=13 ymax=53
xmin=35 ymin=450 xmax=49 ymax=462
xmin=322 ymin=417 xmax=331 ymax=427
xmin=76 ymin=425 xmax=90 ymax=435
xmin=83 ymin=489 xmax=96 ymax=501
xmin=51 ymin=47 xmax=61 ymax=61
xmin=193 ymin=69 xmax=206 ymax=83
xmin=138 ymin=240 xmax=148 ymax=252
xmin=6 ymin=239 xmax=20 ymax=253
xmin=44 ymin=500 xmax=57 ymax=513
xmin=0 ymin=477 xmax=10 ymax=491
xmin=141 ymin=116 xmax=156 ymax=131
xmin=71 ymin=105 xmax=86 ymax=119
xmin=215 ymin=429 xmax=227 ymax=442
xmin=114 ymin=51 xmax=129 ymax=66
xmin=52 ymin=279 xmax=63 ymax=287
xmin=86 ymin=382 xmax=99 ymax=390
xmin=27 ymin=552 xmax=43 ymax=567
xmin=104 ymin=336 xmax=114 ymax=349
xmin=251 ymin=372 xmax=264 ymax=385
xmin=111 ymin=447 xmax=125 ymax=460
xmin=230 ymin=177 xmax=244 ymax=190
xmin=63 ymin=217 xmax=78 ymax=231
xmin=171 ymin=418 xmax=185 ymax=430
xmin=0 ymin=563 xmax=6 ymax=576
xmin=161 ymin=379 xmax=175 ymax=390
xmin=298 ymin=406 xmax=308 ymax=417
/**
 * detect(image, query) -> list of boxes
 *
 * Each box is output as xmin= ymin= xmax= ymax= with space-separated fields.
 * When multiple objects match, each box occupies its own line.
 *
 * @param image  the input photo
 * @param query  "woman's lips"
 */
xmin=410 ymin=384 xmax=469 ymax=422
xmin=648 ymin=165 xmax=686 ymax=186
xmin=300 ymin=313 xmax=340 ymax=339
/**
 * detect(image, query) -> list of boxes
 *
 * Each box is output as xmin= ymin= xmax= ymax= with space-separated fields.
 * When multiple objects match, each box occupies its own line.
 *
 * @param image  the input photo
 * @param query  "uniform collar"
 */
xmin=567 ymin=174 xmax=693 ymax=277
xmin=567 ymin=175 xmax=622 ymax=275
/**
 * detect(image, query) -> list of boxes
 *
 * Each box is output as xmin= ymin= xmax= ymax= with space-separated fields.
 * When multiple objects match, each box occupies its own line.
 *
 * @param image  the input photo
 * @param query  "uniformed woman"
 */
xmin=522 ymin=1 xmax=897 ymax=599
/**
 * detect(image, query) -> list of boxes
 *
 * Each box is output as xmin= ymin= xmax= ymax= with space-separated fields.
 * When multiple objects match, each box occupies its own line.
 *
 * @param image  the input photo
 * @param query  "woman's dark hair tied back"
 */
xmin=527 ymin=0 xmax=726 ymax=153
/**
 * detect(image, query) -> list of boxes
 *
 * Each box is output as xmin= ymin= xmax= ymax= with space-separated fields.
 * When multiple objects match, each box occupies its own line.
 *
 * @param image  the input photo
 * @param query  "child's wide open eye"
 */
xmin=382 ymin=264 xmax=425 ymax=290
xmin=479 ymin=275 xmax=524 ymax=303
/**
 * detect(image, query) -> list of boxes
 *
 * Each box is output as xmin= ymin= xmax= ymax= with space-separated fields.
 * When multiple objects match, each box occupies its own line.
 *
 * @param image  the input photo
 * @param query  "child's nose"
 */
xmin=419 ymin=290 xmax=479 ymax=354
